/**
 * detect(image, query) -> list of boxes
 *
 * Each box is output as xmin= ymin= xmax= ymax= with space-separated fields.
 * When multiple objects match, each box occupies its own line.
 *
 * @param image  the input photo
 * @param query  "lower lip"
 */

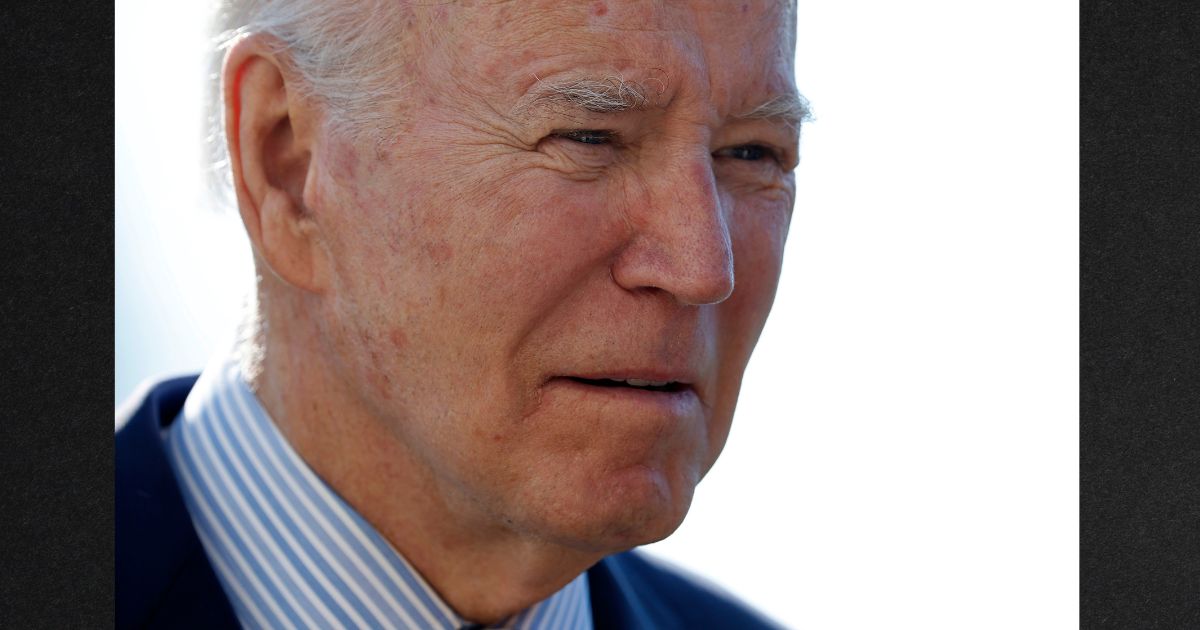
xmin=543 ymin=378 xmax=701 ymax=417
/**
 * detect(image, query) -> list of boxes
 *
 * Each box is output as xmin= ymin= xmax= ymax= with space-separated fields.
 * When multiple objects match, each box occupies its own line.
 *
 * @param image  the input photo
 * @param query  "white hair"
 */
xmin=534 ymin=76 xmax=654 ymax=114
xmin=205 ymin=0 xmax=414 ymax=206
xmin=204 ymin=0 xmax=803 ymax=205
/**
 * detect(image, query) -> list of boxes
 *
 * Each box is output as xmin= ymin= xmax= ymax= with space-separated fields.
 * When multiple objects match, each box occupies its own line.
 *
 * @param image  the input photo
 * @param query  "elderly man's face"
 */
xmin=306 ymin=0 xmax=798 ymax=550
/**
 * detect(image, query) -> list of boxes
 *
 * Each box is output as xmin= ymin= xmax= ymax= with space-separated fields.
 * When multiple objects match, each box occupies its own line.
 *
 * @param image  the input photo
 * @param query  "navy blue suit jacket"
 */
xmin=116 ymin=376 xmax=781 ymax=629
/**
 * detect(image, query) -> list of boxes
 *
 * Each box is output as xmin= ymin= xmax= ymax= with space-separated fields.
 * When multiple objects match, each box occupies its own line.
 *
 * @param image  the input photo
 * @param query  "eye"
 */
xmin=554 ymin=129 xmax=616 ymax=145
xmin=716 ymin=144 xmax=776 ymax=162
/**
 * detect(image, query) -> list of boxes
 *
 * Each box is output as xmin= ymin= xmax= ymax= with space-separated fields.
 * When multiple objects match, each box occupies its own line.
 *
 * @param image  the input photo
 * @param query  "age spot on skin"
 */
xmin=389 ymin=328 xmax=408 ymax=349
xmin=424 ymin=241 xmax=455 ymax=265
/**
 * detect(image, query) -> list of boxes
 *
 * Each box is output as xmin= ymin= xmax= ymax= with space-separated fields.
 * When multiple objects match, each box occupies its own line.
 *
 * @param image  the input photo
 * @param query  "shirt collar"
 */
xmin=165 ymin=353 xmax=593 ymax=629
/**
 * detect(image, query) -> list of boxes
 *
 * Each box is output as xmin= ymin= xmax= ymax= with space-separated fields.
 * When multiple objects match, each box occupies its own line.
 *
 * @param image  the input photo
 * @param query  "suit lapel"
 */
xmin=116 ymin=376 xmax=238 ymax=628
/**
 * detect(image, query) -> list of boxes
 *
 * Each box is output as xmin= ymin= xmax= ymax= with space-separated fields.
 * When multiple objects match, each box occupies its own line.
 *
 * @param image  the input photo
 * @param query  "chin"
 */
xmin=516 ymin=461 xmax=700 ymax=554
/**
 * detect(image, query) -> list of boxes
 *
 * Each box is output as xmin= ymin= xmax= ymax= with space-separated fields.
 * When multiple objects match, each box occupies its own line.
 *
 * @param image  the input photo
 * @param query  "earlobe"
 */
xmin=259 ymin=187 xmax=329 ymax=292
xmin=224 ymin=36 xmax=329 ymax=293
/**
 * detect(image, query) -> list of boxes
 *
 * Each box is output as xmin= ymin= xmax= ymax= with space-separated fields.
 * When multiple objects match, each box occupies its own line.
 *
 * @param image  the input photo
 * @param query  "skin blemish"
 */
xmin=592 ymin=1 xmax=607 ymax=16
xmin=389 ymin=328 xmax=408 ymax=349
xmin=365 ymin=345 xmax=393 ymax=399
xmin=424 ymin=241 xmax=455 ymax=265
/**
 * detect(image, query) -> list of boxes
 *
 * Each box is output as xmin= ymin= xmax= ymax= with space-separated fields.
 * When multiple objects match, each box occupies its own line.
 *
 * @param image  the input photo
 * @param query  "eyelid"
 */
xmin=715 ymin=143 xmax=780 ymax=162
xmin=552 ymin=129 xmax=617 ymax=145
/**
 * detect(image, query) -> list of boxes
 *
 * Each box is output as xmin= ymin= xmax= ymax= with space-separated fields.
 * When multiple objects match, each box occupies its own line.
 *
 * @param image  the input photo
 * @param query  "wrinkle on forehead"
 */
xmin=411 ymin=0 xmax=798 ymax=126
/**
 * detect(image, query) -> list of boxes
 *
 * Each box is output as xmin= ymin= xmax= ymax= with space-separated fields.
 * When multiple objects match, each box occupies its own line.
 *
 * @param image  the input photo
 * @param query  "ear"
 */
xmin=223 ymin=35 xmax=329 ymax=293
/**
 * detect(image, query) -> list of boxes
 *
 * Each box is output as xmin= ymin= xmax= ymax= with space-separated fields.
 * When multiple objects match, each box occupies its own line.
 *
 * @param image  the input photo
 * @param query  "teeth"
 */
xmin=624 ymin=379 xmax=671 ymax=388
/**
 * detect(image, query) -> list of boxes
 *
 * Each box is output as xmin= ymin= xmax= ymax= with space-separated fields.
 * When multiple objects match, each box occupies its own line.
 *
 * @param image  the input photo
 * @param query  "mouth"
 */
xmin=542 ymin=373 xmax=702 ymax=420
xmin=564 ymin=376 xmax=690 ymax=394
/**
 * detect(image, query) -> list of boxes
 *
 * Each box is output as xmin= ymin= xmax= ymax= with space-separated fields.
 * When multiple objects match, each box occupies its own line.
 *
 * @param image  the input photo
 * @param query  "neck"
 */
xmin=243 ymin=288 xmax=602 ymax=624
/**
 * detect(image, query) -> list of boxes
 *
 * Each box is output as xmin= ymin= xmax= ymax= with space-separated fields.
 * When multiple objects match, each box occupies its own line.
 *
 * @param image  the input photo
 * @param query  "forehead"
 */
xmin=416 ymin=0 xmax=796 ymax=117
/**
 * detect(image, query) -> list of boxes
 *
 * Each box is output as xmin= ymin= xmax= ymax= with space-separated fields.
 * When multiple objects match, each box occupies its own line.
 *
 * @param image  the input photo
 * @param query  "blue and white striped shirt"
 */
xmin=165 ymin=354 xmax=593 ymax=629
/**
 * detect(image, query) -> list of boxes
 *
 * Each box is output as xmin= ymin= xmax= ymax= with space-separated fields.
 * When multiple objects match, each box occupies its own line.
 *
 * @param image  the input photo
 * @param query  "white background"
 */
xmin=116 ymin=2 xmax=1078 ymax=627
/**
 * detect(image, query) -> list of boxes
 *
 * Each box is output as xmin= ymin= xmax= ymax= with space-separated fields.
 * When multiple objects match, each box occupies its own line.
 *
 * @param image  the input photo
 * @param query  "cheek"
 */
xmin=708 ymin=197 xmax=790 ymax=413
xmin=318 ymin=150 xmax=631 ymax=419
xmin=443 ymin=171 xmax=625 ymax=326
xmin=306 ymin=159 xmax=443 ymax=400
xmin=729 ymin=196 xmax=790 ymax=307
xmin=314 ymin=146 xmax=468 ymax=316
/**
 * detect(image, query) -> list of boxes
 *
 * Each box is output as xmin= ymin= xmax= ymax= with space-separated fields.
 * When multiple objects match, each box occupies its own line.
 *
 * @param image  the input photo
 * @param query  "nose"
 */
xmin=611 ymin=154 xmax=735 ymax=306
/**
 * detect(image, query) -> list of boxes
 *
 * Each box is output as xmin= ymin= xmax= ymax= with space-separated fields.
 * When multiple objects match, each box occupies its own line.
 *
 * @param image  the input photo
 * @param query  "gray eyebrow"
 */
xmin=517 ymin=74 xmax=812 ymax=129
xmin=736 ymin=92 xmax=814 ymax=130
xmin=521 ymin=75 xmax=655 ymax=116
